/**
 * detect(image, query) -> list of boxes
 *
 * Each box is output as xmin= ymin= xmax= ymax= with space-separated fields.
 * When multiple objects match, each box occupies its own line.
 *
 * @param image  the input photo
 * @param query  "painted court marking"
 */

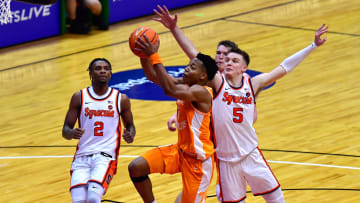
xmin=0 ymin=155 xmax=359 ymax=170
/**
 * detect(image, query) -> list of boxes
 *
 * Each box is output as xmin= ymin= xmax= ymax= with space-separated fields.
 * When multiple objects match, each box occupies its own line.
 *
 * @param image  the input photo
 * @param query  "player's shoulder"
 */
xmin=72 ymin=90 xmax=82 ymax=98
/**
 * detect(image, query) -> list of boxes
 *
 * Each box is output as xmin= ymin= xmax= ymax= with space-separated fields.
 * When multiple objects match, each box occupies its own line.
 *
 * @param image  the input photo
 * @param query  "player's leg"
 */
xmin=70 ymin=155 xmax=91 ymax=202
xmin=66 ymin=0 xmax=77 ymax=20
xmin=180 ymin=153 xmax=214 ymax=203
xmin=129 ymin=144 xmax=180 ymax=203
xmin=88 ymin=152 xmax=117 ymax=202
xmin=70 ymin=185 xmax=87 ymax=203
xmin=243 ymin=147 xmax=285 ymax=203
xmin=218 ymin=159 xmax=247 ymax=202
xmin=214 ymin=153 xmax=222 ymax=202
xmin=87 ymin=182 xmax=104 ymax=203
xmin=128 ymin=155 xmax=154 ymax=202
xmin=262 ymin=187 xmax=285 ymax=203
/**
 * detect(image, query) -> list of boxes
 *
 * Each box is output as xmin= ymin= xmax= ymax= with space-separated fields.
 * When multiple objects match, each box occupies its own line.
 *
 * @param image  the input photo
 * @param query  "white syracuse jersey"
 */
xmin=76 ymin=86 xmax=122 ymax=159
xmin=212 ymin=74 xmax=257 ymax=162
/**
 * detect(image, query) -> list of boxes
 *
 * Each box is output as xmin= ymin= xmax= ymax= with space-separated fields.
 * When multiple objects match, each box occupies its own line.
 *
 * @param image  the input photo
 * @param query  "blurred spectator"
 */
xmin=66 ymin=0 xmax=108 ymax=34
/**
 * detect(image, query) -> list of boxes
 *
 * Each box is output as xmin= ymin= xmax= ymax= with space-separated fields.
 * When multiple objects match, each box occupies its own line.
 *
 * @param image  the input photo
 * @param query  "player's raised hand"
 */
xmin=123 ymin=128 xmax=135 ymax=143
xmin=314 ymin=24 xmax=328 ymax=47
xmin=153 ymin=5 xmax=178 ymax=30
xmin=135 ymin=35 xmax=160 ymax=57
xmin=72 ymin=128 xmax=85 ymax=139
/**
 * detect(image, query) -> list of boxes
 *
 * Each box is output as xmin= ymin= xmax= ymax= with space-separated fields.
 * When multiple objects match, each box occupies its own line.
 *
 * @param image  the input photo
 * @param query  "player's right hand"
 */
xmin=72 ymin=128 xmax=85 ymax=139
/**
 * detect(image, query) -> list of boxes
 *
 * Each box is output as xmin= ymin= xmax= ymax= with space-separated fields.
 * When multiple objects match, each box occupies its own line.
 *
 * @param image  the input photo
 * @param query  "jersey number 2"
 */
xmin=94 ymin=121 xmax=104 ymax=136
xmin=233 ymin=108 xmax=243 ymax=123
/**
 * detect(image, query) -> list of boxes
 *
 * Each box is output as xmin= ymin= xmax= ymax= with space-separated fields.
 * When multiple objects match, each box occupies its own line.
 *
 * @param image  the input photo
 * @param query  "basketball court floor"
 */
xmin=0 ymin=0 xmax=359 ymax=202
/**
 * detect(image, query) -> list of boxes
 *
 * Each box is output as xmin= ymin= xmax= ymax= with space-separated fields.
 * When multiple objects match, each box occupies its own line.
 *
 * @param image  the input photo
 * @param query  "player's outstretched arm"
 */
xmin=15 ymin=0 xmax=57 ymax=5
xmin=120 ymin=94 xmax=136 ymax=144
xmin=252 ymin=24 xmax=328 ymax=96
xmin=153 ymin=5 xmax=199 ymax=60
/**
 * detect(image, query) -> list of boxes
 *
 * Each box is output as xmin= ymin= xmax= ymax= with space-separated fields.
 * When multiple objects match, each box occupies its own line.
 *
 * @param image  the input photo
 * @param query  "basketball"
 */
xmin=129 ymin=27 xmax=159 ymax=58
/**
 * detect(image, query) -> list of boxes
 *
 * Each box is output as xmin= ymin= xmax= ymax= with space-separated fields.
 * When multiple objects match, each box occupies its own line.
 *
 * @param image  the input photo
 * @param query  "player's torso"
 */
xmin=212 ymin=75 xmax=258 ymax=161
xmin=77 ymin=87 xmax=121 ymax=158
xmin=176 ymin=86 xmax=214 ymax=160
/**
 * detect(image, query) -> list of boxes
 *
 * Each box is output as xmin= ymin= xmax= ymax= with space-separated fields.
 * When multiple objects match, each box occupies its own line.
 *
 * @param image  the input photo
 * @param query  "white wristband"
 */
xmin=281 ymin=42 xmax=317 ymax=73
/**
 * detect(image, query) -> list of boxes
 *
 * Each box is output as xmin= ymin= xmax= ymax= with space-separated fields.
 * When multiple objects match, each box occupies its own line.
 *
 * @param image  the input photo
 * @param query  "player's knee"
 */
xmin=128 ymin=157 xmax=149 ymax=177
xmin=87 ymin=182 xmax=103 ymax=203
xmin=71 ymin=185 xmax=87 ymax=203
xmin=262 ymin=187 xmax=285 ymax=203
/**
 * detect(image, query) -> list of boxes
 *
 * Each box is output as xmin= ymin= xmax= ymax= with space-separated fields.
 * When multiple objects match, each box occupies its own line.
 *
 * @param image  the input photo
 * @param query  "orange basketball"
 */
xmin=129 ymin=27 xmax=159 ymax=58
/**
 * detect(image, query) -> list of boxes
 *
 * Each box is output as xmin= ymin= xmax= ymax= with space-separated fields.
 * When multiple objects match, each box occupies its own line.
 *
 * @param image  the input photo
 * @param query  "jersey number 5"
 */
xmin=94 ymin=121 xmax=104 ymax=136
xmin=233 ymin=108 xmax=243 ymax=123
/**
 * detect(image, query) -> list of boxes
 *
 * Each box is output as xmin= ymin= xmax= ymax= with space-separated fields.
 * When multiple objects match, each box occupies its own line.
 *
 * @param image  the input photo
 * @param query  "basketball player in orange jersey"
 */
xmin=62 ymin=58 xmax=136 ymax=203
xmin=128 ymin=35 xmax=218 ymax=202
xmin=153 ymin=5 xmax=328 ymax=203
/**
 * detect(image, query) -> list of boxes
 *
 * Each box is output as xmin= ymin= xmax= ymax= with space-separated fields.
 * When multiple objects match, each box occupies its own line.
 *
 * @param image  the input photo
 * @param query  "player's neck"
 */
xmin=91 ymin=84 xmax=109 ymax=96
xmin=226 ymin=74 xmax=243 ymax=88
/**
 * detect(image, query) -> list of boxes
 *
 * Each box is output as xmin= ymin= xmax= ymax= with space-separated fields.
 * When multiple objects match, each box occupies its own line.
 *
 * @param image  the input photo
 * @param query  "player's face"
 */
xmin=224 ymin=52 xmax=248 ymax=78
xmin=183 ymin=58 xmax=206 ymax=85
xmin=215 ymin=45 xmax=231 ymax=73
xmin=90 ymin=60 xmax=112 ymax=84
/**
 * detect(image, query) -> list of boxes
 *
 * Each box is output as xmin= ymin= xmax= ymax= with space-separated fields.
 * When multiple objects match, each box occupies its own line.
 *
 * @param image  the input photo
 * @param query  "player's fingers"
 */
xmin=158 ymin=5 xmax=165 ymax=14
xmin=135 ymin=41 xmax=145 ymax=49
xmin=164 ymin=5 xmax=170 ymax=15
xmin=142 ymin=34 xmax=151 ymax=43
xmin=153 ymin=9 xmax=161 ymax=17
xmin=168 ymin=126 xmax=176 ymax=131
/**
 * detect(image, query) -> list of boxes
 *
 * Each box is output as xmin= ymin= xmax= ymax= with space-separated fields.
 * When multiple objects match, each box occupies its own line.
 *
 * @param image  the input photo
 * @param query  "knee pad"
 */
xmin=87 ymin=182 xmax=104 ymax=203
xmin=262 ymin=187 xmax=285 ymax=203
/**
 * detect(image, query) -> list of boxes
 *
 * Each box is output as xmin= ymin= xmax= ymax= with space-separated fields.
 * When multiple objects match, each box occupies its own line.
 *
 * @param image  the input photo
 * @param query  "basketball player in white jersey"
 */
xmin=62 ymin=58 xmax=136 ymax=203
xmin=153 ymin=5 xmax=328 ymax=202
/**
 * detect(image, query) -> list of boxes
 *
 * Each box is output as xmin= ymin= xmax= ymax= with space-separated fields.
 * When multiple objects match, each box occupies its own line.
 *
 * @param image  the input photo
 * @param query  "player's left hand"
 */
xmin=314 ymin=24 xmax=328 ymax=46
xmin=123 ymin=128 xmax=135 ymax=143
xmin=167 ymin=114 xmax=177 ymax=132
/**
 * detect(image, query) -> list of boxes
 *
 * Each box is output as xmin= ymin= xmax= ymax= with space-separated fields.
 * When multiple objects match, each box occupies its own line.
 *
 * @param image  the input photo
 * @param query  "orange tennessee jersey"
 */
xmin=176 ymin=86 xmax=214 ymax=160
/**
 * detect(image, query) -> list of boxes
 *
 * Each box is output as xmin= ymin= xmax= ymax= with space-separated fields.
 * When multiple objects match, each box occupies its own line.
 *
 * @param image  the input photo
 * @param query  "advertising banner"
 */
xmin=109 ymin=0 xmax=212 ymax=24
xmin=0 ymin=1 xmax=61 ymax=48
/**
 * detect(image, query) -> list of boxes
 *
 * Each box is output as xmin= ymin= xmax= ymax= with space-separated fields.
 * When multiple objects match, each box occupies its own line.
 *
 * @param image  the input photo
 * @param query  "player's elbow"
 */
xmin=162 ymin=88 xmax=174 ymax=97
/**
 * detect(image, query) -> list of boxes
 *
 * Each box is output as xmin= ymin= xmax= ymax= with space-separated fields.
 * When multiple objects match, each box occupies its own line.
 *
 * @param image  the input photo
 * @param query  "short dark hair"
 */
xmin=229 ymin=48 xmax=250 ymax=66
xmin=196 ymin=52 xmax=218 ymax=80
xmin=88 ymin=58 xmax=112 ymax=72
xmin=217 ymin=40 xmax=238 ymax=50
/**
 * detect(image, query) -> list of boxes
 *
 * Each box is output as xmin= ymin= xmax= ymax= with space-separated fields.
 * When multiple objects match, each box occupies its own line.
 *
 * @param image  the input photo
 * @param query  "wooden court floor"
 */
xmin=0 ymin=0 xmax=359 ymax=202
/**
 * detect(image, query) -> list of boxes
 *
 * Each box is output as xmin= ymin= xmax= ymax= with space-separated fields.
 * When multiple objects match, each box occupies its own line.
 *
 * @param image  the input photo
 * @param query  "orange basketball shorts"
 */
xmin=142 ymin=144 xmax=214 ymax=203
